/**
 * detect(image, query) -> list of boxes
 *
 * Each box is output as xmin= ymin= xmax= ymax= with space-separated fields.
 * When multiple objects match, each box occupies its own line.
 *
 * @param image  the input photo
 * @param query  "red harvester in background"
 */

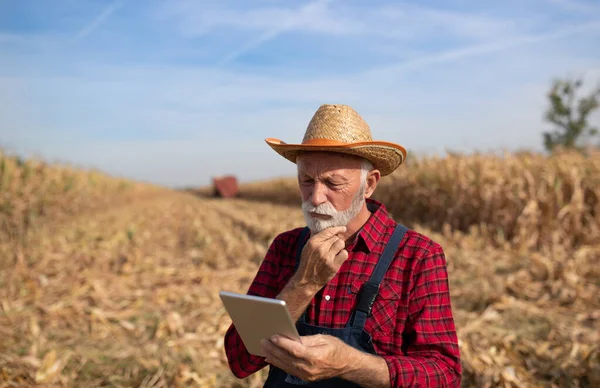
xmin=212 ymin=175 xmax=239 ymax=198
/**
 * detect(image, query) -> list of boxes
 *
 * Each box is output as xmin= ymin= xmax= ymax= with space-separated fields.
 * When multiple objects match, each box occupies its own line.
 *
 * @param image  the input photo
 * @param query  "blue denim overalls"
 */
xmin=263 ymin=224 xmax=408 ymax=387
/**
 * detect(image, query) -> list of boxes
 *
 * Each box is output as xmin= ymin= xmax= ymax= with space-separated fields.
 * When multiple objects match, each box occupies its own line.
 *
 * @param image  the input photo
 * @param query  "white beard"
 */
xmin=301 ymin=183 xmax=366 ymax=234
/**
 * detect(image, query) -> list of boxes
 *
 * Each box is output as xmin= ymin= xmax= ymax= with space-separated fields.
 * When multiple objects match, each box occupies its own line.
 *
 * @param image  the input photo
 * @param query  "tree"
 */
xmin=542 ymin=77 xmax=600 ymax=152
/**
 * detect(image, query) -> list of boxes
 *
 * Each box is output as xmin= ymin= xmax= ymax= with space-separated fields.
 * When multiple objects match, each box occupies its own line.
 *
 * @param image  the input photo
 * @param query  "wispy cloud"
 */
xmin=163 ymin=1 xmax=526 ymax=43
xmin=0 ymin=34 xmax=26 ymax=44
xmin=158 ymin=0 xmax=537 ymax=70
xmin=215 ymin=0 xmax=334 ymax=66
xmin=368 ymin=20 xmax=600 ymax=76
xmin=71 ymin=0 xmax=125 ymax=43
xmin=544 ymin=0 xmax=600 ymax=13
xmin=161 ymin=0 xmax=350 ymax=38
xmin=372 ymin=4 xmax=527 ymax=42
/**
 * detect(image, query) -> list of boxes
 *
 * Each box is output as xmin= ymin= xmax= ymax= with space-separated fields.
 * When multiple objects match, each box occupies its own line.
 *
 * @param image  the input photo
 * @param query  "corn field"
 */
xmin=239 ymin=149 xmax=600 ymax=252
xmin=0 ymin=149 xmax=599 ymax=387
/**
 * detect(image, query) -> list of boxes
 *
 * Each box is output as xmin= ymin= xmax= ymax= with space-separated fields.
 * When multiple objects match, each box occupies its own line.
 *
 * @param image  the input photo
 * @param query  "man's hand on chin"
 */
xmin=260 ymin=334 xmax=349 ymax=382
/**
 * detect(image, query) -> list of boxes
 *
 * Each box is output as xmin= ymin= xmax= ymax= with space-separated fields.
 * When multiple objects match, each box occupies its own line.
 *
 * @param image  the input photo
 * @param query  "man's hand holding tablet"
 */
xmin=219 ymin=291 xmax=301 ymax=357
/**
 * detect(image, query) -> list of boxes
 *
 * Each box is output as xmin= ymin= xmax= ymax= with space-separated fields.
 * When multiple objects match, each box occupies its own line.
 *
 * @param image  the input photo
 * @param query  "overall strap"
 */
xmin=294 ymin=227 xmax=311 ymax=272
xmin=353 ymin=223 xmax=408 ymax=330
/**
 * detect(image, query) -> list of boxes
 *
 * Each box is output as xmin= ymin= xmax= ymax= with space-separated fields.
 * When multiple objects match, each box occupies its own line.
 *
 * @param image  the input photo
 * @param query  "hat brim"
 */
xmin=265 ymin=137 xmax=406 ymax=176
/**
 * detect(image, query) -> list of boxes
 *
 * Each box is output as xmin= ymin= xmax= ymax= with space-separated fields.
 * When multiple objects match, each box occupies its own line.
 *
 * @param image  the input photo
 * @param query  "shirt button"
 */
xmin=325 ymin=295 xmax=331 ymax=301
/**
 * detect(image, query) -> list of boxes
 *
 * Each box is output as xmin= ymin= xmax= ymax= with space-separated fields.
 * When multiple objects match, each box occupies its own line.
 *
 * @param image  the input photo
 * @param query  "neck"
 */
xmin=340 ymin=202 xmax=372 ymax=244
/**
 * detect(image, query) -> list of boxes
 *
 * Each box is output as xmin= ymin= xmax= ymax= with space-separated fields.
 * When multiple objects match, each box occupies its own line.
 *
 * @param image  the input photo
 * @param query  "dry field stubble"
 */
xmin=1 ymin=149 xmax=599 ymax=387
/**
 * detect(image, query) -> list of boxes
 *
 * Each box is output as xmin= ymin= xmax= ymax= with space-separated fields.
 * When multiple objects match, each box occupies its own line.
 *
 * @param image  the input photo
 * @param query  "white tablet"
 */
xmin=219 ymin=291 xmax=301 ymax=357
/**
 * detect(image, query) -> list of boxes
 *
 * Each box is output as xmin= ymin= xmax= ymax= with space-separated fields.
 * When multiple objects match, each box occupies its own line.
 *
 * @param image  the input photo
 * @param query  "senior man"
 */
xmin=224 ymin=104 xmax=461 ymax=387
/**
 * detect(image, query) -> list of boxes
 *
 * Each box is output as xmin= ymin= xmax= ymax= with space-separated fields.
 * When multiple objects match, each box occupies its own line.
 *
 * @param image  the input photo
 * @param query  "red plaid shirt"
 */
xmin=224 ymin=199 xmax=461 ymax=387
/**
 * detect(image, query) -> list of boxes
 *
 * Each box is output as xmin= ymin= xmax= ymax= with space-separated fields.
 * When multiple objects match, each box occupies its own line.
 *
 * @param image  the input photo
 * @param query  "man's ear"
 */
xmin=364 ymin=169 xmax=381 ymax=198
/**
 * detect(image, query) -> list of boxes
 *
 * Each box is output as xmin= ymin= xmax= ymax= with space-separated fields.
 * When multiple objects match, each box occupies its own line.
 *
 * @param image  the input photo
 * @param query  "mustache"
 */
xmin=301 ymin=201 xmax=337 ymax=216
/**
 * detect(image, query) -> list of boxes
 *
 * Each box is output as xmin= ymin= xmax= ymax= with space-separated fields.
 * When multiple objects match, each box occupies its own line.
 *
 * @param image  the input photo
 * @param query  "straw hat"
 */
xmin=265 ymin=104 xmax=407 ymax=176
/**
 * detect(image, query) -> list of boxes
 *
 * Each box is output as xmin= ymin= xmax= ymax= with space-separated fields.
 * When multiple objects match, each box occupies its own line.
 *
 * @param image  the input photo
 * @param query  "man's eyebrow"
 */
xmin=327 ymin=173 xmax=349 ymax=181
xmin=298 ymin=172 xmax=313 ymax=179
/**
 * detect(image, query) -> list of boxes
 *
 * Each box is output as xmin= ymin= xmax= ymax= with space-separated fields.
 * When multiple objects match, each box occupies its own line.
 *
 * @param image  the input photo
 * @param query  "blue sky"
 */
xmin=1 ymin=0 xmax=600 ymax=187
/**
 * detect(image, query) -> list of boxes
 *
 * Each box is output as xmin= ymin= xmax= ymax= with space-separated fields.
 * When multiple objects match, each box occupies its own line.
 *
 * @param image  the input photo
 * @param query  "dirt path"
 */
xmin=1 ymin=191 xmax=292 ymax=387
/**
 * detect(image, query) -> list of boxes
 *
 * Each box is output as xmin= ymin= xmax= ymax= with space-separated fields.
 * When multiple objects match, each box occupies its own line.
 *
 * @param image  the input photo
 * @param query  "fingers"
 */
xmin=261 ymin=336 xmax=306 ymax=363
xmin=333 ymin=248 xmax=348 ymax=265
xmin=327 ymin=237 xmax=345 ymax=255
xmin=312 ymin=226 xmax=346 ymax=252
xmin=298 ymin=225 xmax=349 ymax=287
xmin=307 ymin=236 xmax=342 ymax=261
xmin=295 ymin=334 xmax=325 ymax=347
xmin=272 ymin=335 xmax=305 ymax=356
xmin=263 ymin=352 xmax=306 ymax=382
xmin=261 ymin=341 xmax=292 ymax=372
xmin=261 ymin=339 xmax=292 ymax=362
xmin=315 ymin=226 xmax=346 ymax=241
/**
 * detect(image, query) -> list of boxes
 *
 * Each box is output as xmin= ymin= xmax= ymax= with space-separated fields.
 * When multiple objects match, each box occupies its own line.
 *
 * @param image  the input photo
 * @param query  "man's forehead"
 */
xmin=296 ymin=152 xmax=362 ymax=178
xmin=297 ymin=151 xmax=362 ymax=167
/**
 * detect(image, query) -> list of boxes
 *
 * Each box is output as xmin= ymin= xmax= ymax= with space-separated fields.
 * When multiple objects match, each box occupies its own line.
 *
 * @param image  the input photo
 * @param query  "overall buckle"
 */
xmin=356 ymin=282 xmax=380 ymax=315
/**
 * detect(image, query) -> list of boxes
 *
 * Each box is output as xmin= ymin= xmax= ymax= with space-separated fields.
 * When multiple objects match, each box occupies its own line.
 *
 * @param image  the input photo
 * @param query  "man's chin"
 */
xmin=307 ymin=218 xmax=344 ymax=233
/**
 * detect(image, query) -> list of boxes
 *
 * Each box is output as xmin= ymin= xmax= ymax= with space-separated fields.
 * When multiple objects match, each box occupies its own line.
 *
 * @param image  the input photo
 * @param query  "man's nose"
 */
xmin=310 ymin=182 xmax=328 ymax=207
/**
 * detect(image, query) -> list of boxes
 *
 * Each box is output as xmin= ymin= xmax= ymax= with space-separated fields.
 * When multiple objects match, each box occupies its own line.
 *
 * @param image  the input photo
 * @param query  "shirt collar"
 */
xmin=347 ymin=198 xmax=392 ymax=253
